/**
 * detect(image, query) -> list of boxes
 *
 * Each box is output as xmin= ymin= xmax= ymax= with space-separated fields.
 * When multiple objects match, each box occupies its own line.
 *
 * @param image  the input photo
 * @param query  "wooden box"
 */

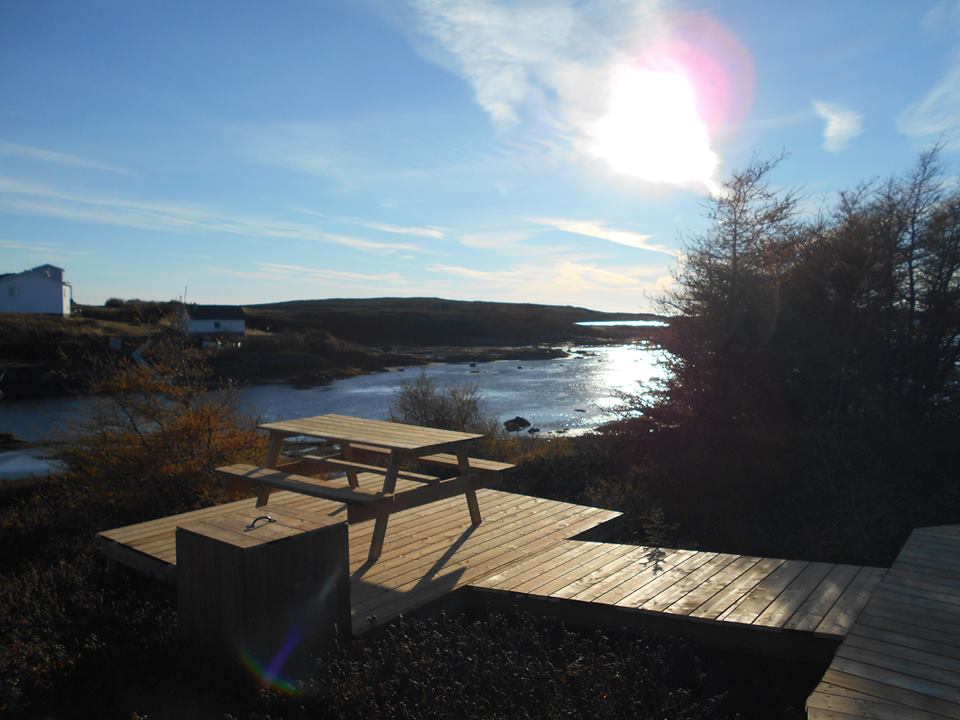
xmin=176 ymin=505 xmax=350 ymax=681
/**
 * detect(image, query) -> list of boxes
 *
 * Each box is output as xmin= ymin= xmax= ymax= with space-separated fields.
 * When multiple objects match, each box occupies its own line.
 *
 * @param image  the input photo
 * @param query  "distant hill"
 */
xmin=242 ymin=297 xmax=663 ymax=347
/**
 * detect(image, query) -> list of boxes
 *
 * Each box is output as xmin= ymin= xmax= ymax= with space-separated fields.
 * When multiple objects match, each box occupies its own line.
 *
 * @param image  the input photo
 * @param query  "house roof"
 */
xmin=0 ymin=264 xmax=66 ymax=280
xmin=185 ymin=304 xmax=246 ymax=320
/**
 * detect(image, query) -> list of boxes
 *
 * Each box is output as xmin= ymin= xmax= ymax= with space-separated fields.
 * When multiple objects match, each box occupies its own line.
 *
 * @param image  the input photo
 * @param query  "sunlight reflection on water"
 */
xmin=0 ymin=343 xmax=671 ymax=447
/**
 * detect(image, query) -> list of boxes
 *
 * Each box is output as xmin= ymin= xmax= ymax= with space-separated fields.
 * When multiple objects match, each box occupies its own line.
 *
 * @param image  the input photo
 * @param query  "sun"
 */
xmin=586 ymin=14 xmax=754 ymax=191
xmin=589 ymin=62 xmax=719 ymax=188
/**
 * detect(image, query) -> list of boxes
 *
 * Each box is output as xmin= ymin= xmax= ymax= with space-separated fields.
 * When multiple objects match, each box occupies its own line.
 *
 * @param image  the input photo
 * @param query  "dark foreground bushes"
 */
xmin=0 ymin=546 xmax=178 ymax=715
xmin=244 ymin=613 xmax=725 ymax=720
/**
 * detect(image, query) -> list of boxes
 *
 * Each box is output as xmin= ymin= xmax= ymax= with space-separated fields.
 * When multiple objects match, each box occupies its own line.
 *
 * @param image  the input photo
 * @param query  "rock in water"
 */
xmin=503 ymin=416 xmax=531 ymax=432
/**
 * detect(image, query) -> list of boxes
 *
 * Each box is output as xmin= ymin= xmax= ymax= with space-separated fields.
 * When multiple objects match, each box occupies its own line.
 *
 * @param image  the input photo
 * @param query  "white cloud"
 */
xmin=898 ymin=55 xmax=960 ymax=148
xmin=209 ymin=263 xmax=405 ymax=285
xmin=459 ymin=230 xmax=530 ymax=248
xmin=429 ymin=258 xmax=671 ymax=311
xmin=410 ymin=1 xmax=577 ymax=125
xmin=529 ymin=217 xmax=678 ymax=257
xmin=406 ymin=1 xmax=725 ymax=190
xmin=343 ymin=217 xmax=445 ymax=240
xmin=812 ymin=100 xmax=863 ymax=152
xmin=0 ymin=140 xmax=128 ymax=173
xmin=0 ymin=177 xmax=423 ymax=254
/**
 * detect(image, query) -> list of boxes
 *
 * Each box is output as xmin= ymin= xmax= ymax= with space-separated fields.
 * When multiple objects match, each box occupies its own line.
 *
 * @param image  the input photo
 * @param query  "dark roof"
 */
xmin=185 ymin=304 xmax=245 ymax=320
xmin=0 ymin=265 xmax=65 ymax=281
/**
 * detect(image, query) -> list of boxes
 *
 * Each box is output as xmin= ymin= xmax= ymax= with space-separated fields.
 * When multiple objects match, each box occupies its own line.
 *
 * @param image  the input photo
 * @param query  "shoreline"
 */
xmin=0 ymin=343 xmax=586 ymax=401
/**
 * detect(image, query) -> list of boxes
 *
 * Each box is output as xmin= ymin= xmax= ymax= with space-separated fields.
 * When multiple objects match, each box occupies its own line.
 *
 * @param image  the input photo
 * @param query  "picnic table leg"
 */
xmin=457 ymin=450 xmax=482 ymax=526
xmin=341 ymin=442 xmax=360 ymax=488
xmin=368 ymin=453 xmax=400 ymax=561
xmin=256 ymin=432 xmax=284 ymax=507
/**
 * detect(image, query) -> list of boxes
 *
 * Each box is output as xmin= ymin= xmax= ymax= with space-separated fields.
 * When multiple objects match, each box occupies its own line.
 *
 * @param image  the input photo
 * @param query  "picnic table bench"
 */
xmin=215 ymin=414 xmax=515 ymax=561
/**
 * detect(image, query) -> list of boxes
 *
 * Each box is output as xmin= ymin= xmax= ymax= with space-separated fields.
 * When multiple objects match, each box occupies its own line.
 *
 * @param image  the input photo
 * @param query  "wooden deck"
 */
xmin=471 ymin=540 xmax=885 ymax=641
xmin=98 ymin=484 xmax=882 ymax=646
xmin=806 ymin=525 xmax=960 ymax=719
xmin=98 ymin=484 xmax=620 ymax=634
xmin=97 ymin=484 xmax=960 ymax=717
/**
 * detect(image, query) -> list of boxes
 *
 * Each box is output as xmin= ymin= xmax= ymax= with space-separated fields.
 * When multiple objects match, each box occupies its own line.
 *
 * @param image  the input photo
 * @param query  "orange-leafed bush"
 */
xmin=57 ymin=336 xmax=264 ymax=525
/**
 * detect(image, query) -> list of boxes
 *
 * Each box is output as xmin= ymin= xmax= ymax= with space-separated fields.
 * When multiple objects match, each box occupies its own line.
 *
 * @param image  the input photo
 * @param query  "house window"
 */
xmin=7 ymin=287 xmax=19 ymax=297
xmin=214 ymin=321 xmax=221 ymax=329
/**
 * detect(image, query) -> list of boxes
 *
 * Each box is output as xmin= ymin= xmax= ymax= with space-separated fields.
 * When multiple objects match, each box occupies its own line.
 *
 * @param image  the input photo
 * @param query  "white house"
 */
xmin=181 ymin=304 xmax=246 ymax=336
xmin=0 ymin=264 xmax=72 ymax=316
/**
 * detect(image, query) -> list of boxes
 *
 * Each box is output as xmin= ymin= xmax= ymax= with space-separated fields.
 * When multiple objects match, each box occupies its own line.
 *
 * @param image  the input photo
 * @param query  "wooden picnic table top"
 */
xmin=258 ymin=413 xmax=484 ymax=454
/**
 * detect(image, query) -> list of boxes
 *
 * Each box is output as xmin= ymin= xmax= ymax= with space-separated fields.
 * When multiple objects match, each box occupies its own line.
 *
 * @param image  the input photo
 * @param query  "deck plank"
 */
xmin=815 ymin=567 xmax=887 ymax=638
xmin=691 ymin=557 xmax=784 ymax=621
xmin=635 ymin=552 xmax=731 ymax=612
xmin=754 ymin=561 xmax=834 ymax=629
xmin=807 ymin=526 xmax=960 ymax=718
xmin=592 ymin=549 xmax=700 ymax=606
xmin=663 ymin=555 xmax=761 ymax=616
xmin=782 ymin=564 xmax=860 ymax=632
xmin=721 ymin=559 xmax=809 ymax=625
xmin=551 ymin=544 xmax=663 ymax=600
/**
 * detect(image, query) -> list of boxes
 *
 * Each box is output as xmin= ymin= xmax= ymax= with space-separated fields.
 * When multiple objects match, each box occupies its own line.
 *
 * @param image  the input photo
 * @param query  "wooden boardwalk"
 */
xmin=97 ymin=483 xmax=960 ymax=719
xmin=471 ymin=540 xmax=885 ymax=642
xmin=806 ymin=525 xmax=960 ymax=719
xmin=98 ymin=484 xmax=882 ymax=647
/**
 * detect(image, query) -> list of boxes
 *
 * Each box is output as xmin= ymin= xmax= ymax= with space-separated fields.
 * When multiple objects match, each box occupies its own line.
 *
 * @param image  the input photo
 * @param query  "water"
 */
xmin=0 ymin=449 xmax=65 ymax=480
xmin=235 ymin=342 xmax=668 ymax=433
xmin=576 ymin=320 xmax=669 ymax=327
xmin=0 ymin=342 xmax=669 ymax=476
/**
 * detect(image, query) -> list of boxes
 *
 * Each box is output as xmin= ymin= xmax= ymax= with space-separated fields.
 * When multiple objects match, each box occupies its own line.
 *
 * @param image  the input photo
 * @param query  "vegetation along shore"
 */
xmin=0 ymin=298 xmax=667 ymax=400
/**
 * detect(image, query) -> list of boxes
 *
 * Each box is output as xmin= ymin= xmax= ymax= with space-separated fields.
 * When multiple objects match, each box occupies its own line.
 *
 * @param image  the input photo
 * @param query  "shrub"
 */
xmin=388 ymin=373 xmax=494 ymax=433
xmin=0 ymin=548 xmax=177 ymax=714
xmin=246 ymin=612 xmax=723 ymax=720
xmin=57 ymin=336 xmax=265 ymax=524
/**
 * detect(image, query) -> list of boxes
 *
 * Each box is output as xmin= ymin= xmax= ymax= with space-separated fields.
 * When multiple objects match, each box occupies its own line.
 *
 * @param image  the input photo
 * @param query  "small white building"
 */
xmin=181 ymin=304 xmax=246 ymax=336
xmin=0 ymin=264 xmax=72 ymax=316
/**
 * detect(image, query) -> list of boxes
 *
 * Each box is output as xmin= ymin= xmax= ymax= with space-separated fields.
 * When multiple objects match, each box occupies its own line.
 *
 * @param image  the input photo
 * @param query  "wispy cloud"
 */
xmin=898 ymin=55 xmax=960 ymax=148
xmin=406 ymin=1 xmax=726 ymax=190
xmin=459 ymin=230 xmax=530 ymax=248
xmin=338 ymin=216 xmax=445 ymax=240
xmin=921 ymin=1 xmax=960 ymax=35
xmin=0 ymin=140 xmax=128 ymax=173
xmin=430 ymin=258 xmax=671 ymax=311
xmin=812 ymin=100 xmax=863 ymax=152
xmin=0 ymin=177 xmax=423 ymax=254
xmin=240 ymin=123 xmax=359 ymax=181
xmin=0 ymin=239 xmax=61 ymax=253
xmin=209 ymin=262 xmax=405 ymax=285
xmin=529 ymin=217 xmax=678 ymax=257
xmin=0 ymin=238 xmax=97 ymax=268
xmin=410 ymin=1 xmax=578 ymax=125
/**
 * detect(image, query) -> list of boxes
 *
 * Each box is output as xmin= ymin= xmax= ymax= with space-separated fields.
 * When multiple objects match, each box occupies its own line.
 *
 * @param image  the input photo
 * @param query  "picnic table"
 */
xmin=216 ymin=414 xmax=513 ymax=561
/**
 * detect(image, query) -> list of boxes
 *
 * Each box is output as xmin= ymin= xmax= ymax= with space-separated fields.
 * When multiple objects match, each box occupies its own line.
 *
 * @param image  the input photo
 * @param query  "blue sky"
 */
xmin=1 ymin=0 xmax=959 ymax=312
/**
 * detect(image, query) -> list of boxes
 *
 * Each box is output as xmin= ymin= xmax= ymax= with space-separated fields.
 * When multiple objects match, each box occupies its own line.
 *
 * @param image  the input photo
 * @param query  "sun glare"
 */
xmin=590 ymin=64 xmax=718 ymax=187
xmin=587 ymin=14 xmax=754 ymax=190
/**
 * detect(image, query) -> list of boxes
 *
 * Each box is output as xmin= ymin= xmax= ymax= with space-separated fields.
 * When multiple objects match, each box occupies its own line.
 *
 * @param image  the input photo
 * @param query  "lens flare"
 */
xmin=589 ymin=13 xmax=754 ymax=189
xmin=239 ymin=623 xmax=305 ymax=695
